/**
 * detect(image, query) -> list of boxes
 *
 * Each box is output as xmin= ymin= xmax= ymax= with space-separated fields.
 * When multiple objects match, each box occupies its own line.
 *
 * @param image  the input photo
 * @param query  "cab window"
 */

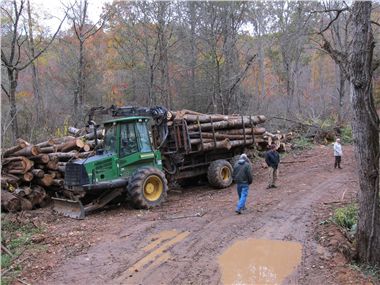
xmin=136 ymin=121 xmax=152 ymax=152
xmin=120 ymin=123 xmax=138 ymax=157
xmin=104 ymin=123 xmax=117 ymax=153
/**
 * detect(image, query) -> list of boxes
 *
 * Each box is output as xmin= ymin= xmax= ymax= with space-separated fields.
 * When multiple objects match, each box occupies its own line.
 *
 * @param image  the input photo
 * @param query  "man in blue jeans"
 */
xmin=232 ymin=154 xmax=253 ymax=214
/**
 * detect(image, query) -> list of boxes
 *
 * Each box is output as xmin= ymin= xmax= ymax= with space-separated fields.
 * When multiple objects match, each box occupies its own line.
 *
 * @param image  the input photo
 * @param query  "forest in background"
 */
xmin=1 ymin=0 xmax=380 ymax=147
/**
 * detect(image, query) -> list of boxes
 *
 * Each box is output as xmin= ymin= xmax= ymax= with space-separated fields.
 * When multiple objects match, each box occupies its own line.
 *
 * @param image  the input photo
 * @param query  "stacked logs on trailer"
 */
xmin=1 ymin=129 xmax=103 ymax=212
xmin=169 ymin=110 xmax=292 ymax=153
xmin=170 ymin=109 xmax=267 ymax=152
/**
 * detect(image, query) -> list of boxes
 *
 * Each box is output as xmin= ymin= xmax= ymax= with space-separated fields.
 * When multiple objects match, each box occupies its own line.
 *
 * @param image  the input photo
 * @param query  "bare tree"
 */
xmin=1 ymin=0 xmax=66 ymax=143
xmin=67 ymin=0 xmax=107 ymax=123
xmin=320 ymin=1 xmax=380 ymax=266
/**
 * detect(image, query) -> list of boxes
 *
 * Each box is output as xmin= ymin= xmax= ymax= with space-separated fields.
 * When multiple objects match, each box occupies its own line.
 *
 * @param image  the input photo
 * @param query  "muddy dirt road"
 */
xmin=12 ymin=145 xmax=374 ymax=284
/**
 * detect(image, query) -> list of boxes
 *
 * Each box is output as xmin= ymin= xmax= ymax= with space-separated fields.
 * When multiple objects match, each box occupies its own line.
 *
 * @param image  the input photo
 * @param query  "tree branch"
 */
xmin=18 ymin=11 xmax=68 ymax=71
xmin=371 ymin=20 xmax=380 ymax=27
xmin=1 ymin=84 xmax=10 ymax=99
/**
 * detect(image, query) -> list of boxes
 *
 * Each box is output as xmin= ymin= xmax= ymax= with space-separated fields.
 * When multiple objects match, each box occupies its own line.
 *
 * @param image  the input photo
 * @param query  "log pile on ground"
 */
xmin=1 ymin=131 xmax=102 ymax=212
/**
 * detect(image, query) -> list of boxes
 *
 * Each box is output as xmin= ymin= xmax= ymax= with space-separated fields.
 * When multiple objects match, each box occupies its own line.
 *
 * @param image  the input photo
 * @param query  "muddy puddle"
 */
xmin=219 ymin=239 xmax=302 ymax=285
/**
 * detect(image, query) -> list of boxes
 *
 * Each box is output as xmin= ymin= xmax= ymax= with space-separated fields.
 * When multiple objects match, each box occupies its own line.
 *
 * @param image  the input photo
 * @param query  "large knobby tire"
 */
xmin=207 ymin=160 xmax=233 ymax=189
xmin=128 ymin=167 xmax=168 ymax=209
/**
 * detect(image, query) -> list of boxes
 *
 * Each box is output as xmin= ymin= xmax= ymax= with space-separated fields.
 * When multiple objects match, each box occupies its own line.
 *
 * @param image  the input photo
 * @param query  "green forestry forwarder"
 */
xmin=53 ymin=105 xmax=251 ymax=219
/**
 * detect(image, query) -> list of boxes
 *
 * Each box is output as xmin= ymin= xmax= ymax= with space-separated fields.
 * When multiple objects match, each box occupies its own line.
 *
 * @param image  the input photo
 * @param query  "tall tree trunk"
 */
xmin=189 ymin=1 xmax=197 ymax=110
xmin=350 ymin=1 xmax=380 ymax=266
xmin=27 ymin=0 xmax=42 ymax=124
xmin=78 ymin=39 xmax=85 ymax=108
xmin=337 ymin=66 xmax=346 ymax=123
xmin=8 ymin=69 xmax=19 ymax=144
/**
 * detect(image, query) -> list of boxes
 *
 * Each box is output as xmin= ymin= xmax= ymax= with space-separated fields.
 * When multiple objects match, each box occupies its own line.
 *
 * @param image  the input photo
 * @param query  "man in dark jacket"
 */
xmin=232 ymin=153 xmax=253 ymax=214
xmin=265 ymin=144 xmax=280 ymax=189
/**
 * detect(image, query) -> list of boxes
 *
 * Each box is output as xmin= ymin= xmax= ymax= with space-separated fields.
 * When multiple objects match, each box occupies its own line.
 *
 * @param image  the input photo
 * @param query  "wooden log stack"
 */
xmin=170 ymin=110 xmax=291 ymax=152
xmin=1 ymin=131 xmax=103 ymax=212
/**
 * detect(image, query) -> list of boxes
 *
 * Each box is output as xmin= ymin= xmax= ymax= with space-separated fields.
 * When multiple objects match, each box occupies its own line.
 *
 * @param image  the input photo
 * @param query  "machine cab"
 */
xmin=103 ymin=117 xmax=162 ymax=178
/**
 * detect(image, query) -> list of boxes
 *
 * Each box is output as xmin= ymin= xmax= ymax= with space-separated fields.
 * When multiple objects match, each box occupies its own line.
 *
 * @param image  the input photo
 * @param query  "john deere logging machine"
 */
xmin=53 ymin=106 xmax=251 ymax=219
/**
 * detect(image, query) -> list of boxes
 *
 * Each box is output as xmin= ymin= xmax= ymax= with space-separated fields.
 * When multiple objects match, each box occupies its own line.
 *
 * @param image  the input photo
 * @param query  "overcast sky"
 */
xmin=30 ymin=0 xmax=110 ymax=31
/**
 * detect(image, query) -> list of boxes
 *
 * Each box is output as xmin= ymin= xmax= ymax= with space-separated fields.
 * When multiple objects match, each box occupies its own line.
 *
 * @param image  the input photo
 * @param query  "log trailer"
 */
xmin=53 ymin=106 xmax=262 ymax=219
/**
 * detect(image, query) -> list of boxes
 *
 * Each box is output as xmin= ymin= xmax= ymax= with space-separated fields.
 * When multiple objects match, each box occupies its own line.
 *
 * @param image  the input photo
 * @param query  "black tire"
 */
xmin=207 ymin=160 xmax=233 ymax=189
xmin=128 ymin=167 xmax=168 ymax=209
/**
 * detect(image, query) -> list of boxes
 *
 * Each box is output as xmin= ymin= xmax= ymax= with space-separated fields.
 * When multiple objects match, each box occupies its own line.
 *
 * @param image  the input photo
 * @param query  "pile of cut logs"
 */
xmin=258 ymin=131 xmax=294 ymax=152
xmin=1 ymin=130 xmax=101 ymax=212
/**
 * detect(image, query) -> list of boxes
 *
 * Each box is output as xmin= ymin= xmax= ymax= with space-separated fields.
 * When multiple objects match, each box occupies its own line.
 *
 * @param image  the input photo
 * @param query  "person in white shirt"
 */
xmin=333 ymin=138 xmax=343 ymax=169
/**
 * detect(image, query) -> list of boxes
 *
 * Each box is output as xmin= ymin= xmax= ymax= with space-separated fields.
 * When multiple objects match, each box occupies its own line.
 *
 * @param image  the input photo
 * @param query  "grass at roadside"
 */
xmin=1 ymin=214 xmax=45 ymax=285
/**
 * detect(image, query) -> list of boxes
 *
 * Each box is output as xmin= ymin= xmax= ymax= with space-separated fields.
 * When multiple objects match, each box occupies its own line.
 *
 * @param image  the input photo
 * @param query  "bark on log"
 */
xmin=1 ymin=175 xmax=19 ymax=187
xmin=15 ymin=187 xmax=32 ymax=197
xmin=3 ymin=157 xmax=34 ymax=173
xmin=68 ymin=126 xmax=82 ymax=136
xmin=77 ymin=151 xmax=94 ymax=158
xmin=48 ymin=136 xmax=75 ymax=145
xmin=197 ymin=139 xmax=231 ymax=151
xmin=218 ymin=127 xmax=266 ymax=135
xmin=2 ymin=145 xmax=23 ymax=158
xmin=180 ymin=114 xmax=235 ymax=123
xmin=58 ymin=165 xmax=66 ymax=173
xmin=16 ymin=138 xmax=30 ymax=148
xmin=11 ymin=145 xmax=41 ymax=157
xmin=48 ymin=151 xmax=79 ymax=160
xmin=187 ymin=116 xmax=265 ymax=132
xmin=190 ymin=138 xmax=214 ymax=144
xmin=28 ymin=186 xmax=46 ymax=208
xmin=19 ymin=197 xmax=33 ymax=211
xmin=35 ymin=140 xmax=54 ymax=148
xmin=229 ymin=139 xmax=254 ymax=148
xmin=30 ymin=154 xmax=50 ymax=164
xmin=39 ymin=146 xmax=58 ymax=153
xmin=31 ymin=168 xmax=45 ymax=178
xmin=57 ymin=139 xmax=85 ymax=152
xmin=52 ymin=179 xmax=64 ymax=187
xmin=82 ymin=130 xmax=104 ymax=140
xmin=1 ymin=190 xmax=21 ymax=212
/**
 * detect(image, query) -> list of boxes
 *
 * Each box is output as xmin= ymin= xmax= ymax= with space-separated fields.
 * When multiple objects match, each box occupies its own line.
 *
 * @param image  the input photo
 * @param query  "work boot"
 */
xmin=271 ymin=185 xmax=277 ymax=188
xmin=266 ymin=185 xmax=272 ymax=189
xmin=242 ymin=206 xmax=247 ymax=211
xmin=235 ymin=210 xmax=241 ymax=215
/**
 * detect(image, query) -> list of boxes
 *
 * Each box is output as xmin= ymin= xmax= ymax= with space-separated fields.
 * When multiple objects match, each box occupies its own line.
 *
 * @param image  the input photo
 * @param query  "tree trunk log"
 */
xmin=39 ymin=146 xmax=58 ymax=153
xmin=187 ymin=116 xmax=266 ymax=132
xmin=31 ymin=169 xmax=44 ymax=178
xmin=10 ymin=145 xmax=41 ymax=157
xmin=56 ymin=139 xmax=85 ymax=152
xmin=1 ymin=190 xmax=21 ymax=212
xmin=30 ymin=154 xmax=50 ymax=164
xmin=197 ymin=139 xmax=231 ymax=151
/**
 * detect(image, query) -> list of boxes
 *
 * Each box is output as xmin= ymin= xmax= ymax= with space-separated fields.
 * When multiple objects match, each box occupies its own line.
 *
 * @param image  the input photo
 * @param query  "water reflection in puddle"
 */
xmin=219 ymin=239 xmax=302 ymax=285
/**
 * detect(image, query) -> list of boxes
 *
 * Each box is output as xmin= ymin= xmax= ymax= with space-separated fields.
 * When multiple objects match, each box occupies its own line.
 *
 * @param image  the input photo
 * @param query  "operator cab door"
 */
xmin=118 ymin=119 xmax=155 ymax=177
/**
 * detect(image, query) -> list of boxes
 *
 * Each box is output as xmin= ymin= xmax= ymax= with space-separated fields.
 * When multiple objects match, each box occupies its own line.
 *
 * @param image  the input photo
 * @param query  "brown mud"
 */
xmin=7 ymin=145 xmax=376 ymax=285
